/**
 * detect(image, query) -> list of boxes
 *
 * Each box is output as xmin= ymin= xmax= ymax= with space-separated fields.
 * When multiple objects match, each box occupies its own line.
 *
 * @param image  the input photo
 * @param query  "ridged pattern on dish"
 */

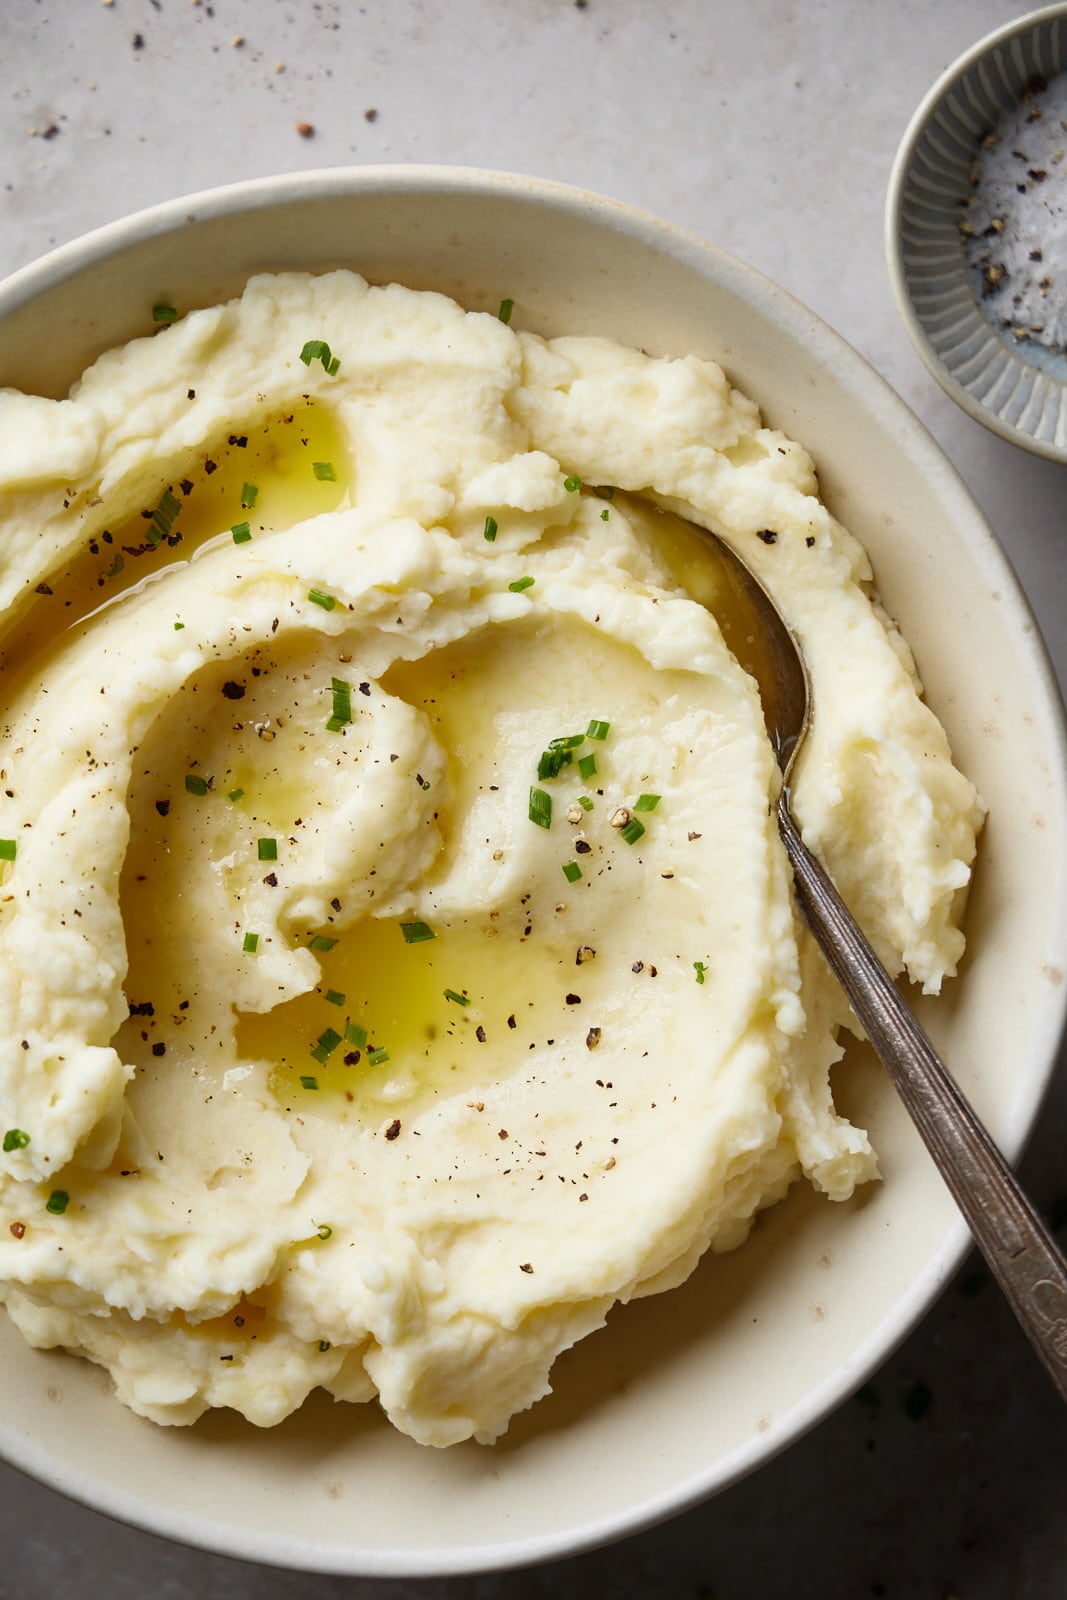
xmin=894 ymin=12 xmax=1067 ymax=457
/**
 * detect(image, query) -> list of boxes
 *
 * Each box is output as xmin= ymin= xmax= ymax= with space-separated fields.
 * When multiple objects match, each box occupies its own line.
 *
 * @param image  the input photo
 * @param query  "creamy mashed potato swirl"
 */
xmin=0 ymin=273 xmax=982 ymax=1444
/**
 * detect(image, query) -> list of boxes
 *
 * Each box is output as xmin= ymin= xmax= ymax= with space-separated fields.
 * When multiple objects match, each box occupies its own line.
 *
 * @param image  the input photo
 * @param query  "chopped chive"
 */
xmin=3 ymin=1129 xmax=29 ymax=1152
xmin=400 ymin=921 xmax=436 ymax=944
xmin=549 ymin=734 xmax=585 ymax=750
xmin=601 ymin=509 xmax=610 ymax=521
xmin=152 ymin=303 xmax=178 ymax=323
xmin=483 ymin=515 xmax=498 ymax=542
xmin=308 ymin=588 xmax=336 ymax=611
xmin=444 ymin=989 xmax=470 ymax=1006
xmin=327 ymin=677 xmax=352 ymax=732
xmin=562 ymin=861 xmax=582 ymax=883
xmin=498 ymin=298 xmax=514 ymax=324
xmin=316 ymin=1223 xmax=333 ymax=1240
xmin=578 ymin=795 xmax=594 ymax=811
xmin=367 ymin=1046 xmax=389 ymax=1066
xmin=312 ymin=461 xmax=337 ymax=482
xmin=633 ymin=793 xmax=661 ymax=812
xmin=241 ymin=483 xmax=259 ymax=508
xmin=184 ymin=774 xmax=209 ymax=796
xmin=529 ymin=787 xmax=552 ymax=829
xmin=309 ymin=934 xmax=338 ymax=952
xmin=592 ymin=485 xmax=615 ymax=500
xmin=620 ymin=817 xmax=646 ymax=845
xmin=578 ymin=753 xmax=597 ymax=781
xmin=174 ymin=621 xmax=185 ymax=630
xmin=45 ymin=1190 xmax=69 ymax=1215
xmin=586 ymin=719 xmax=611 ymax=741
xmin=242 ymin=932 xmax=260 ymax=953
xmin=257 ymin=837 xmax=278 ymax=861
xmin=694 ymin=961 xmax=709 ymax=985
xmin=300 ymin=1075 xmax=320 ymax=1090
xmin=315 ymin=1027 xmax=342 ymax=1056
xmin=228 ymin=787 xmax=244 ymax=802
xmin=300 ymin=339 xmax=340 ymax=374
xmin=563 ymin=475 xmax=582 ymax=492
xmin=231 ymin=521 xmax=252 ymax=544
xmin=538 ymin=747 xmax=573 ymax=781
xmin=148 ymin=488 xmax=181 ymax=547
xmin=0 ymin=839 xmax=16 ymax=861
xmin=509 ymin=576 xmax=535 ymax=593
xmin=345 ymin=1021 xmax=368 ymax=1049
xmin=103 ymin=553 xmax=125 ymax=578
xmin=325 ymin=989 xmax=346 ymax=1006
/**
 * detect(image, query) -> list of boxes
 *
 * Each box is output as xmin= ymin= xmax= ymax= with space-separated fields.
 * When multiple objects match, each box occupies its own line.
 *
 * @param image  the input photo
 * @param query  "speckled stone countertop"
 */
xmin=1 ymin=3 xmax=1065 ymax=1596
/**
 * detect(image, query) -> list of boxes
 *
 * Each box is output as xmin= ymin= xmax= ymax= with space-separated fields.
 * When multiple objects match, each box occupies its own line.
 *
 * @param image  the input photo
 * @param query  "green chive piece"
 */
xmin=548 ymin=734 xmax=585 ymax=750
xmin=318 ymin=1339 xmax=332 ymax=1352
xmin=601 ymin=508 xmax=610 ymax=521
xmin=0 ymin=839 xmax=16 ymax=861
xmin=308 ymin=588 xmax=336 ymax=611
xmin=498 ymin=298 xmax=514 ymax=324
xmin=300 ymin=339 xmax=340 ymax=374
xmin=152 ymin=303 xmax=178 ymax=323
xmin=300 ymin=1075 xmax=320 ymax=1090
xmin=538 ymin=747 xmax=573 ymax=781
xmin=592 ymin=485 xmax=615 ymax=500
xmin=316 ymin=1223 xmax=333 ymax=1240
xmin=620 ymin=817 xmax=646 ymax=845
xmin=694 ymin=961 xmax=709 ymax=985
xmin=400 ymin=921 xmax=436 ymax=944
xmin=149 ymin=488 xmax=181 ymax=547
xmin=444 ymin=989 xmax=470 ymax=1006
xmin=586 ymin=719 xmax=611 ymax=741
xmin=483 ymin=515 xmax=498 ymax=542
xmin=529 ymin=787 xmax=552 ymax=829
xmin=309 ymin=934 xmax=338 ymax=952
xmin=231 ymin=521 xmax=252 ymax=544
xmin=45 ymin=1190 xmax=69 ymax=1215
xmin=174 ymin=621 xmax=185 ymax=630
xmin=325 ymin=989 xmax=346 ymax=1006
xmin=564 ymin=475 xmax=582 ymax=492
xmin=562 ymin=861 xmax=582 ymax=883
xmin=578 ymin=753 xmax=597 ymax=781
xmin=327 ymin=677 xmax=352 ymax=731
xmin=312 ymin=461 xmax=337 ymax=482
xmin=103 ymin=553 xmax=125 ymax=578
xmin=184 ymin=774 xmax=209 ymax=796
xmin=257 ymin=838 xmax=278 ymax=861
xmin=3 ymin=1129 xmax=30 ymax=1152
xmin=578 ymin=795 xmax=594 ymax=811
xmin=241 ymin=483 xmax=259 ymax=508
xmin=315 ymin=1027 xmax=342 ymax=1056
xmin=242 ymin=932 xmax=259 ymax=953
xmin=509 ymin=576 xmax=535 ymax=593
xmin=227 ymin=787 xmax=244 ymax=802
xmin=633 ymin=793 xmax=661 ymax=812
xmin=367 ymin=1047 xmax=389 ymax=1066
xmin=345 ymin=1021 xmax=368 ymax=1049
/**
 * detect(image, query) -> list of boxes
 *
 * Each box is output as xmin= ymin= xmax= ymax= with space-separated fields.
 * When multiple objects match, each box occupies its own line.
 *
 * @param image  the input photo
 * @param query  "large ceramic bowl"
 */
xmin=0 ymin=168 xmax=1064 ymax=1577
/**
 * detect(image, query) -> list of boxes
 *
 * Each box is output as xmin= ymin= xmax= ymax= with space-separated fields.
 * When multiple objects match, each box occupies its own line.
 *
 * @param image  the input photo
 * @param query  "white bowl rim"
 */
xmin=884 ymin=2 xmax=1067 ymax=461
xmin=1 ymin=163 xmax=1065 ymax=1576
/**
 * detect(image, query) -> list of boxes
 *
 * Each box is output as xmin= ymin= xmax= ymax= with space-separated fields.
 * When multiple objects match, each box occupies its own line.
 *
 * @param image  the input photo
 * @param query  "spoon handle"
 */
xmin=777 ymin=796 xmax=1067 ymax=1404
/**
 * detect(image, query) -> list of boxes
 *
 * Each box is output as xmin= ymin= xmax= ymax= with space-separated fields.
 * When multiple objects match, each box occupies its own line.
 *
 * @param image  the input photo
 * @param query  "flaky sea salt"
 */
xmin=962 ymin=69 xmax=1067 ymax=352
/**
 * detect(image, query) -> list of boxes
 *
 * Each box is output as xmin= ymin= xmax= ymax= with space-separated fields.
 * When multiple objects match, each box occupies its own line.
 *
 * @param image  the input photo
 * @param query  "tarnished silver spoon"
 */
xmin=699 ymin=517 xmax=1067 ymax=1403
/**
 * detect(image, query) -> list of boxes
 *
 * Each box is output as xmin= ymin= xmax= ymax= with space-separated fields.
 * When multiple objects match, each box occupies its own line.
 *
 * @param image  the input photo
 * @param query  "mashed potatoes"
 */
xmin=0 ymin=273 xmax=982 ymax=1445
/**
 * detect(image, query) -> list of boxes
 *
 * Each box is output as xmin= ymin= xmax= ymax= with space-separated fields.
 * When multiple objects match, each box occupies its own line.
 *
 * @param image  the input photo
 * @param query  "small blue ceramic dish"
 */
xmin=886 ymin=4 xmax=1067 ymax=461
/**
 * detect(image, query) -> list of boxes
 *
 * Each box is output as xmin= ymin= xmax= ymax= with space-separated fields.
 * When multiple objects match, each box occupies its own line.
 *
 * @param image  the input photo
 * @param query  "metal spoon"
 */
xmin=691 ymin=512 xmax=1067 ymax=1402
